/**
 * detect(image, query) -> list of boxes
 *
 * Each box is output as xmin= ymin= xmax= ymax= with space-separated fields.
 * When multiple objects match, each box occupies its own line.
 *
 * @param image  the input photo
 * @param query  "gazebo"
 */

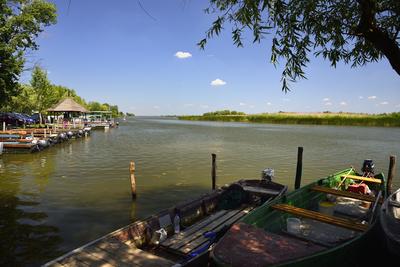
xmin=47 ymin=98 xmax=89 ymax=127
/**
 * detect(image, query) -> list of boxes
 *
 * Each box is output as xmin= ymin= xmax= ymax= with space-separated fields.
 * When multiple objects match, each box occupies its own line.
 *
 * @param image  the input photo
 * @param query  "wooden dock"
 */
xmin=0 ymin=127 xmax=92 ymax=154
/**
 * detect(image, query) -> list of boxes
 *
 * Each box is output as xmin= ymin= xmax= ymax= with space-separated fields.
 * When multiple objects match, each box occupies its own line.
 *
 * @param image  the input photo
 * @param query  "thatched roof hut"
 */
xmin=47 ymin=98 xmax=88 ymax=113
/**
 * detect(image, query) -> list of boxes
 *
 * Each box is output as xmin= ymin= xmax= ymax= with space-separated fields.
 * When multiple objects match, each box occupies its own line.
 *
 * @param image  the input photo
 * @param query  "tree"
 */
xmin=30 ymin=65 xmax=53 ymax=122
xmin=0 ymin=0 xmax=57 ymax=107
xmin=199 ymin=0 xmax=400 ymax=91
xmin=7 ymin=84 xmax=36 ymax=113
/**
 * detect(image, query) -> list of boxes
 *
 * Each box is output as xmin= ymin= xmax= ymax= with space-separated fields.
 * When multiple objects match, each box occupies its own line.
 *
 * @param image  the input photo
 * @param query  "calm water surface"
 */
xmin=1 ymin=117 xmax=399 ymax=266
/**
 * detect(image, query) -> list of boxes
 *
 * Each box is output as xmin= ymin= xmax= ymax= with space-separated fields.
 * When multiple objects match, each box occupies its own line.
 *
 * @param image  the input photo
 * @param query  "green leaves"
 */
xmin=0 ymin=0 xmax=57 ymax=107
xmin=199 ymin=0 xmax=400 ymax=91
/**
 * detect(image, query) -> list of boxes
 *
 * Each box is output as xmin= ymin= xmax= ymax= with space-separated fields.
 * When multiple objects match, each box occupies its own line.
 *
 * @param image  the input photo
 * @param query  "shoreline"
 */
xmin=178 ymin=112 xmax=400 ymax=127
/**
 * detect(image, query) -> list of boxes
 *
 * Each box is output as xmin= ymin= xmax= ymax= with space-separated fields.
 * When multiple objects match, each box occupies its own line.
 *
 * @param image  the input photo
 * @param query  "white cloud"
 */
xmin=396 ymin=104 xmax=400 ymax=107
xmin=340 ymin=101 xmax=347 ymax=106
xmin=267 ymin=102 xmax=272 ymax=106
xmin=325 ymin=102 xmax=332 ymax=106
xmin=153 ymin=105 xmax=160 ymax=109
xmin=183 ymin=104 xmax=194 ymax=107
xmin=323 ymin=98 xmax=330 ymax=102
xmin=174 ymin=51 xmax=192 ymax=59
xmin=249 ymin=105 xmax=255 ymax=108
xmin=359 ymin=96 xmax=364 ymax=99
xmin=200 ymin=105 xmax=209 ymax=109
xmin=368 ymin=96 xmax=377 ymax=100
xmin=380 ymin=101 xmax=389 ymax=105
xmin=283 ymin=98 xmax=290 ymax=102
xmin=239 ymin=102 xmax=246 ymax=106
xmin=210 ymin=78 xmax=226 ymax=86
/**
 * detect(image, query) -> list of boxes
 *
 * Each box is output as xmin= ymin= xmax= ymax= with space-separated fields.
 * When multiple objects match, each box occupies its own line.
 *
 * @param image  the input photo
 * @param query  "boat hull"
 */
xmin=379 ymin=188 xmax=400 ymax=258
xmin=212 ymin=168 xmax=386 ymax=267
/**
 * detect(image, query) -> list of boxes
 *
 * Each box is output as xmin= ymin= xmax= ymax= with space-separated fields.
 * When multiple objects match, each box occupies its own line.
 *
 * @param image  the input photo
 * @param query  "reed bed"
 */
xmin=178 ymin=112 xmax=400 ymax=127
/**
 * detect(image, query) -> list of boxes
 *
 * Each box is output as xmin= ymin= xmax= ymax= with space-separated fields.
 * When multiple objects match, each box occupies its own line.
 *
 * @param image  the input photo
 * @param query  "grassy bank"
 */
xmin=178 ymin=112 xmax=400 ymax=127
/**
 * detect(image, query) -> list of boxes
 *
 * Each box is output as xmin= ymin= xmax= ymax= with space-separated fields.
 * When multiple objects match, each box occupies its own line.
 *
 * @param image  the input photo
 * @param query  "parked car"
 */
xmin=14 ymin=113 xmax=34 ymax=124
xmin=0 ymin=112 xmax=25 ymax=127
xmin=30 ymin=113 xmax=46 ymax=124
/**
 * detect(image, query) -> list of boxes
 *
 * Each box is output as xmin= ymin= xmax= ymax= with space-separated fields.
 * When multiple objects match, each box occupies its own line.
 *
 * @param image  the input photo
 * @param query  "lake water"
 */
xmin=1 ymin=117 xmax=399 ymax=266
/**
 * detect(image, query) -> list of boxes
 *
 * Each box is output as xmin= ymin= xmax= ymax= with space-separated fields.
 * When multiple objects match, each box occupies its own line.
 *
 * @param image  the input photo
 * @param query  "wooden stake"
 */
xmin=130 ymin=161 xmax=137 ymax=199
xmin=212 ymin=153 xmax=217 ymax=190
xmin=2 ymin=121 xmax=5 ymax=131
xmin=387 ymin=155 xmax=396 ymax=196
xmin=295 ymin=147 xmax=303 ymax=190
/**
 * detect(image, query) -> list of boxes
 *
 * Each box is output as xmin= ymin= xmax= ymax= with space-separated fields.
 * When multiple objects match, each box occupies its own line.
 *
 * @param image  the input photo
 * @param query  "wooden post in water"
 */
xmin=387 ymin=155 xmax=396 ymax=196
xmin=294 ymin=147 xmax=303 ymax=190
xmin=130 ymin=161 xmax=137 ymax=199
xmin=2 ymin=121 xmax=5 ymax=131
xmin=212 ymin=153 xmax=217 ymax=190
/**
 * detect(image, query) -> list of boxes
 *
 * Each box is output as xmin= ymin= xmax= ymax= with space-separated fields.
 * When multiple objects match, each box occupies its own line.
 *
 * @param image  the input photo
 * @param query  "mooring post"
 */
xmin=387 ymin=155 xmax=396 ymax=196
xmin=294 ymin=147 xmax=303 ymax=189
xmin=212 ymin=153 xmax=217 ymax=190
xmin=130 ymin=161 xmax=136 ymax=199
xmin=2 ymin=121 xmax=5 ymax=131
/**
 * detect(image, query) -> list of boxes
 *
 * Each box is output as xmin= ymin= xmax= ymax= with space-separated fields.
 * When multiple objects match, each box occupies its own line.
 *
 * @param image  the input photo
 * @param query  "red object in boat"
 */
xmin=347 ymin=183 xmax=369 ymax=194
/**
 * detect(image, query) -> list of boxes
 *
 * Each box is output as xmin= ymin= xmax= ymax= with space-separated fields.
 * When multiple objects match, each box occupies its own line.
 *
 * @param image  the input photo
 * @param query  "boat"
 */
xmin=43 ymin=170 xmax=287 ymax=267
xmin=211 ymin=161 xmax=386 ymax=267
xmin=380 ymin=188 xmax=400 ymax=257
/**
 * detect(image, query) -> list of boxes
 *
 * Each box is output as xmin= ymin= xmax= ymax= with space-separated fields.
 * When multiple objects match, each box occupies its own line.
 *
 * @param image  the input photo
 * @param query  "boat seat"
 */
xmin=340 ymin=175 xmax=381 ymax=184
xmin=310 ymin=185 xmax=382 ymax=203
xmin=271 ymin=204 xmax=368 ymax=232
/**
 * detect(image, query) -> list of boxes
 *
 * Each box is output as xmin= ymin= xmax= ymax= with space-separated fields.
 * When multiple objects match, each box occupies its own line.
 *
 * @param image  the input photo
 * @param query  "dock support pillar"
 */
xmin=130 ymin=161 xmax=137 ymax=199
xmin=2 ymin=121 xmax=5 ymax=131
xmin=295 ymin=147 xmax=303 ymax=190
xmin=212 ymin=153 xmax=217 ymax=190
xmin=387 ymin=155 xmax=396 ymax=196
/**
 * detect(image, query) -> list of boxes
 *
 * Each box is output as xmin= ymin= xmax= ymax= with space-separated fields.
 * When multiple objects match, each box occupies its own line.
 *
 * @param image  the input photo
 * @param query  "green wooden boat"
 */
xmin=211 ymin=166 xmax=386 ymax=267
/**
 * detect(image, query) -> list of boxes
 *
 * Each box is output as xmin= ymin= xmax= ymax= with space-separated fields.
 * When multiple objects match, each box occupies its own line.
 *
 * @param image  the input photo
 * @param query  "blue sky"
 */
xmin=22 ymin=0 xmax=400 ymax=115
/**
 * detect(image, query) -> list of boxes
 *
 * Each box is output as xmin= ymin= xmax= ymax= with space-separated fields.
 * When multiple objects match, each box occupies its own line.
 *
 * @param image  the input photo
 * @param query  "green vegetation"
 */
xmin=2 ymin=66 xmax=123 ymax=118
xmin=179 ymin=112 xmax=400 ymax=127
xmin=0 ymin=0 xmax=57 ymax=105
xmin=126 ymin=113 xmax=135 ymax=117
xmin=203 ymin=110 xmax=246 ymax=116
xmin=200 ymin=0 xmax=400 ymax=91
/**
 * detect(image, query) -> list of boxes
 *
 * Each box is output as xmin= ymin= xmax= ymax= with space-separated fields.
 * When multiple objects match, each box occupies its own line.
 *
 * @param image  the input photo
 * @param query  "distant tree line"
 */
xmin=1 ymin=66 xmax=123 ymax=118
xmin=203 ymin=110 xmax=246 ymax=116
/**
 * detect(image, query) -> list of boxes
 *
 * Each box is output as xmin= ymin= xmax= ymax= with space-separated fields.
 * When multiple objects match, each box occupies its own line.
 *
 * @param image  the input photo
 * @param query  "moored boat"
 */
xmin=43 ymin=171 xmax=287 ymax=267
xmin=211 ymin=162 xmax=386 ymax=267
xmin=380 ymin=188 xmax=400 ymax=257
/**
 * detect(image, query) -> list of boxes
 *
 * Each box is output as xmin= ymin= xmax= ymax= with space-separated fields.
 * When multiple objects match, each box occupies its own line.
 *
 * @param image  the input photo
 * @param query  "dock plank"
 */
xmin=59 ymin=250 xmax=114 ymax=267
xmin=57 ymin=256 xmax=90 ymax=267
xmin=178 ymin=207 xmax=254 ymax=254
xmin=169 ymin=209 xmax=242 ymax=250
xmin=161 ymin=210 xmax=228 ymax=247
xmin=82 ymin=246 xmax=131 ymax=267
xmin=96 ymin=239 xmax=174 ymax=267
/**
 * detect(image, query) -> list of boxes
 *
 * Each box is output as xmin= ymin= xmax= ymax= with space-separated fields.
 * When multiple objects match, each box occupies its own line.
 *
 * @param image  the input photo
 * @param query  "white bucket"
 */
xmin=287 ymin=217 xmax=301 ymax=234
xmin=319 ymin=201 xmax=335 ymax=216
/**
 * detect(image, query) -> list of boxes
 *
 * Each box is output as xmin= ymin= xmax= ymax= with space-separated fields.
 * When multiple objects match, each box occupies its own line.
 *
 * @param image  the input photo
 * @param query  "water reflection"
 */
xmin=0 ymin=166 xmax=62 ymax=266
